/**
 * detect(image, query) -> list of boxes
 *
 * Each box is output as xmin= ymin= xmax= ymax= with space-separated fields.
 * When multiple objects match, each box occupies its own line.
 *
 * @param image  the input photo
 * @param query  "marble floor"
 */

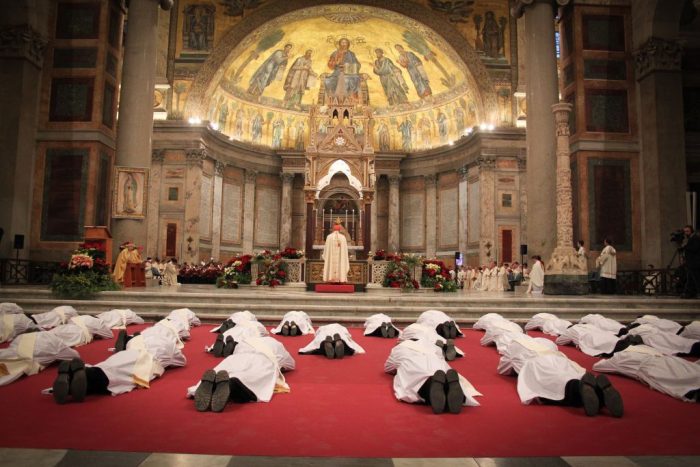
xmin=1 ymin=450 xmax=699 ymax=467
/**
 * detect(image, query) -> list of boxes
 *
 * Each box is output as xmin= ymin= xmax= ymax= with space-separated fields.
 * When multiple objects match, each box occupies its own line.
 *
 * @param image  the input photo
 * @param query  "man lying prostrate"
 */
xmin=472 ymin=313 xmax=508 ymax=331
xmin=384 ymin=338 xmax=481 ymax=415
xmin=593 ymin=345 xmax=700 ymax=403
xmin=0 ymin=302 xmax=24 ymax=314
xmin=364 ymin=313 xmax=400 ymax=338
xmin=1 ymin=312 xmax=39 ymax=344
xmin=626 ymin=315 xmax=684 ymax=335
xmin=209 ymin=319 xmax=268 ymax=358
xmin=48 ymin=315 xmax=113 ymax=347
xmin=624 ymin=324 xmax=700 ymax=357
xmin=681 ymin=321 xmax=700 ymax=340
xmin=399 ymin=323 xmax=462 ymax=361
xmin=166 ymin=308 xmax=201 ymax=328
xmin=0 ymin=331 xmax=79 ymax=386
xmin=299 ymin=323 xmax=365 ymax=359
xmin=189 ymin=335 xmax=295 ymax=413
xmin=579 ymin=313 xmax=626 ymax=335
xmin=96 ymin=309 xmax=144 ymax=329
xmin=50 ymin=317 xmax=187 ymax=404
xmin=524 ymin=313 xmax=573 ymax=337
xmin=115 ymin=310 xmax=200 ymax=352
xmin=272 ymin=310 xmax=314 ymax=336
xmin=479 ymin=321 xmax=525 ymax=352
xmin=31 ymin=306 xmax=79 ymax=330
xmin=556 ymin=323 xmax=641 ymax=358
xmin=211 ymin=310 xmax=257 ymax=333
xmin=496 ymin=334 xmax=560 ymax=376
xmin=416 ymin=310 xmax=462 ymax=339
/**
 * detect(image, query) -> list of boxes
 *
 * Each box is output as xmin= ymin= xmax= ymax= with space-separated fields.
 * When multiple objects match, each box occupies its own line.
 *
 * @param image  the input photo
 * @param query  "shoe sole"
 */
xmin=282 ymin=322 xmax=290 ymax=336
xmin=430 ymin=370 xmax=447 ymax=414
xmin=323 ymin=337 xmax=335 ymax=359
xmin=445 ymin=369 xmax=464 ymax=414
xmin=291 ymin=323 xmax=299 ymax=336
xmin=52 ymin=360 xmax=71 ymax=404
xmin=580 ymin=373 xmax=600 ymax=417
xmin=223 ymin=338 xmax=235 ymax=357
xmin=213 ymin=335 xmax=225 ymax=357
xmin=449 ymin=323 xmax=458 ymax=339
xmin=115 ymin=330 xmax=127 ymax=352
xmin=387 ymin=326 xmax=396 ymax=338
xmin=69 ymin=358 xmax=87 ymax=403
xmin=597 ymin=374 xmax=624 ymax=418
xmin=445 ymin=344 xmax=457 ymax=361
xmin=210 ymin=370 xmax=231 ymax=413
xmin=194 ymin=369 xmax=217 ymax=412
xmin=380 ymin=323 xmax=388 ymax=338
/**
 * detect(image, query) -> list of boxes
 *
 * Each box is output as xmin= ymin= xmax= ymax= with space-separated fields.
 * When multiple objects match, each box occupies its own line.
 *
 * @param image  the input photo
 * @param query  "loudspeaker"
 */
xmin=454 ymin=251 xmax=461 ymax=259
xmin=520 ymin=244 xmax=527 ymax=255
xmin=13 ymin=234 xmax=24 ymax=250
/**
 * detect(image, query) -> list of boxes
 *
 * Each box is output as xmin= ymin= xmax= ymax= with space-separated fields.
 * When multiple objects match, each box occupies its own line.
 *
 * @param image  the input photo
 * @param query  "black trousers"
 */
xmin=684 ymin=267 xmax=700 ymax=298
xmin=600 ymin=277 xmax=616 ymax=294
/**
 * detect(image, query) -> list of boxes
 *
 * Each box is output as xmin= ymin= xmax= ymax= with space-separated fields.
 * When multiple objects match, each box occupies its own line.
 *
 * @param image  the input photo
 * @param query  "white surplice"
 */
xmin=399 ymin=323 xmax=465 ymax=357
xmin=1 ymin=313 xmax=38 ymax=343
xmin=526 ymin=261 xmax=544 ymax=293
xmin=416 ymin=310 xmax=463 ymax=336
xmin=384 ymin=339 xmax=481 ymax=406
xmin=211 ymin=310 xmax=258 ymax=333
xmin=96 ymin=309 xmax=144 ymax=329
xmin=631 ymin=315 xmax=683 ymax=335
xmin=32 ymin=306 xmax=79 ymax=330
xmin=593 ymin=345 xmax=700 ymax=402
xmin=579 ymin=313 xmax=625 ymax=334
xmin=363 ymin=313 xmax=400 ymax=336
xmin=0 ymin=331 xmax=79 ymax=386
xmin=166 ymin=308 xmax=201 ymax=327
xmin=322 ymin=231 xmax=349 ymax=283
xmin=272 ymin=310 xmax=314 ymax=335
xmin=206 ymin=320 xmax=269 ymax=353
xmin=627 ymin=324 xmax=696 ymax=356
xmin=555 ymin=323 xmax=621 ymax=356
xmin=681 ymin=321 xmax=700 ymax=340
xmin=524 ymin=313 xmax=572 ymax=337
xmin=497 ymin=334 xmax=561 ymax=376
xmin=48 ymin=315 xmax=113 ymax=347
xmin=0 ymin=302 xmax=23 ymax=314
xmin=473 ymin=313 xmax=506 ymax=331
xmin=517 ymin=353 xmax=586 ymax=404
xmin=299 ymin=323 xmax=365 ymax=355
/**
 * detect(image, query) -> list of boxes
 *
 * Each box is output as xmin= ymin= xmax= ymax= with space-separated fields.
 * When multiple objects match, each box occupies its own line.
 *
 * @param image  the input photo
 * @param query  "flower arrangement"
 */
xmin=279 ymin=247 xmax=304 ymax=259
xmin=421 ymin=259 xmax=458 ymax=292
xmin=371 ymin=249 xmax=388 ymax=261
xmin=382 ymin=255 xmax=420 ymax=290
xmin=253 ymin=250 xmax=287 ymax=287
xmin=216 ymin=254 xmax=252 ymax=288
xmin=180 ymin=262 xmax=224 ymax=284
xmin=50 ymin=245 xmax=118 ymax=299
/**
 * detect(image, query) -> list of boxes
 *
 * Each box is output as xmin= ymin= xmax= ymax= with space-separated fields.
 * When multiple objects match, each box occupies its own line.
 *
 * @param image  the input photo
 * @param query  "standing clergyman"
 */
xmin=322 ymin=224 xmax=349 ymax=283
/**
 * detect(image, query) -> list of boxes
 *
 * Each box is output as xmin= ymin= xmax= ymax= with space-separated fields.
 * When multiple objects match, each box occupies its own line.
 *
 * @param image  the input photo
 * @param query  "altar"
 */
xmin=305 ymin=259 xmax=368 ymax=291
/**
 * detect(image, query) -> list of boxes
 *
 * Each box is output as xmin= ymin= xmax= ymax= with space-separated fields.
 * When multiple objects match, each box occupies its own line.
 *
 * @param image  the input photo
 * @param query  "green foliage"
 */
xmin=402 ymin=30 xmax=430 ymax=56
xmin=50 ymin=270 xmax=119 ymax=299
xmin=257 ymin=29 xmax=285 ymax=52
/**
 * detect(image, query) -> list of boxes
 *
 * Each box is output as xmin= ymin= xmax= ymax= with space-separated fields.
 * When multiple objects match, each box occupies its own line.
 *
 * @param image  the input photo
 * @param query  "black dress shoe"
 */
xmin=213 ymin=334 xmax=225 ymax=357
xmin=436 ymin=323 xmax=448 ymax=339
xmin=596 ymin=374 xmax=623 ymax=418
xmin=223 ymin=336 xmax=236 ymax=357
xmin=290 ymin=321 xmax=299 ymax=336
xmin=69 ymin=358 xmax=87 ymax=403
xmin=281 ymin=321 xmax=290 ymax=336
xmin=444 ymin=339 xmax=457 ymax=361
xmin=115 ymin=330 xmax=127 ymax=352
xmin=580 ymin=372 xmax=600 ymax=417
xmin=333 ymin=333 xmax=345 ymax=359
xmin=194 ymin=369 xmax=216 ymax=412
xmin=445 ymin=369 xmax=465 ymax=414
xmin=322 ymin=336 xmax=335 ymax=359
xmin=449 ymin=322 xmax=458 ymax=339
xmin=387 ymin=325 xmax=397 ymax=338
xmin=53 ymin=360 xmax=71 ymax=404
xmin=429 ymin=370 xmax=447 ymax=414
xmin=380 ymin=323 xmax=389 ymax=338
xmin=211 ymin=370 xmax=231 ymax=413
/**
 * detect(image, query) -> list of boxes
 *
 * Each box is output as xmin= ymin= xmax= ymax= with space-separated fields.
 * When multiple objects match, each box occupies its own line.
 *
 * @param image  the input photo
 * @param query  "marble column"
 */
xmin=457 ymin=166 xmax=469 ymax=257
xmin=0 ymin=25 xmax=47 ymax=258
xmin=210 ymin=161 xmax=225 ymax=260
xmin=183 ymin=149 xmax=205 ymax=264
xmin=635 ymin=37 xmax=687 ymax=269
xmin=146 ymin=149 xmax=164 ymax=258
xmin=388 ymin=175 xmax=401 ymax=253
xmin=112 ymin=0 xmax=170 ymax=256
xmin=279 ymin=172 xmax=294 ymax=249
xmin=478 ymin=158 xmax=496 ymax=265
xmin=545 ymin=103 xmax=588 ymax=294
xmin=512 ymin=0 xmax=568 ymax=262
xmin=242 ymin=169 xmax=257 ymax=252
xmin=370 ymin=195 xmax=378 ymax=252
xmin=425 ymin=174 xmax=437 ymax=258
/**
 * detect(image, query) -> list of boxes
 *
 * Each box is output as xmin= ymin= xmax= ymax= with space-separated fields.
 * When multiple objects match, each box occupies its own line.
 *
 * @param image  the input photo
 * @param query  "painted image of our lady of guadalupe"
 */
xmin=322 ymin=38 xmax=364 ymax=104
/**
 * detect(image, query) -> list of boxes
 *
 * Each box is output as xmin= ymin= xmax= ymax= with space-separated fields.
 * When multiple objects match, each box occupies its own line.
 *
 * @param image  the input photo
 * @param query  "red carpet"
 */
xmin=315 ymin=284 xmax=354 ymax=293
xmin=0 ymin=325 xmax=698 ymax=457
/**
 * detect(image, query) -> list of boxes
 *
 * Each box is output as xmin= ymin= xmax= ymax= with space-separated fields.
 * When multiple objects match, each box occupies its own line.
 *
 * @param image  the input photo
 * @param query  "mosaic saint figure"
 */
xmin=233 ymin=109 xmax=244 ymax=139
xmin=437 ymin=111 xmax=449 ymax=142
xmin=394 ymin=44 xmax=432 ymax=98
xmin=272 ymin=118 xmax=285 ymax=149
xmin=248 ymin=44 xmax=292 ymax=97
xmin=295 ymin=120 xmax=305 ymax=150
xmin=378 ymin=123 xmax=390 ymax=152
xmin=283 ymin=50 xmax=317 ymax=110
xmin=399 ymin=119 xmax=413 ymax=152
xmin=372 ymin=48 xmax=408 ymax=106
xmin=251 ymin=113 xmax=263 ymax=143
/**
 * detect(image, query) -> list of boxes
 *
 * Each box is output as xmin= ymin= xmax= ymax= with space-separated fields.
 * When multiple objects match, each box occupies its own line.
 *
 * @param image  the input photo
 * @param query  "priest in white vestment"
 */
xmin=579 ymin=313 xmax=626 ymax=335
xmin=211 ymin=310 xmax=258 ymax=333
xmin=384 ymin=338 xmax=481 ymax=414
xmin=399 ymin=322 xmax=464 ymax=360
xmin=299 ymin=323 xmax=365 ymax=359
xmin=48 ymin=315 xmax=113 ymax=347
xmin=556 ymin=323 xmax=631 ymax=357
xmin=323 ymin=224 xmax=350 ymax=283
xmin=524 ymin=313 xmax=572 ymax=337
xmin=0 ymin=302 xmax=24 ymax=314
xmin=208 ymin=319 xmax=269 ymax=357
xmin=364 ymin=313 xmax=400 ymax=338
xmin=272 ymin=310 xmax=314 ymax=336
xmin=626 ymin=324 xmax=700 ymax=356
xmin=681 ymin=321 xmax=700 ymax=340
xmin=593 ymin=345 xmax=700 ymax=402
xmin=526 ymin=256 xmax=544 ymax=294
xmin=0 ymin=332 xmax=79 ymax=386
xmin=1 ymin=312 xmax=38 ymax=343
xmin=31 ymin=305 xmax=79 ymax=330
xmin=630 ymin=315 xmax=684 ymax=335
xmin=96 ymin=309 xmax=144 ymax=329
xmin=416 ymin=309 xmax=463 ymax=338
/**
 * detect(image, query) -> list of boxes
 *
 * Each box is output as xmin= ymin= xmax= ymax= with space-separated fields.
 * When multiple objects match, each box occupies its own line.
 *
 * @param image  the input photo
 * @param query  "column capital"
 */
xmin=214 ymin=160 xmax=225 ymax=176
xmin=245 ymin=169 xmax=257 ymax=183
xmin=477 ymin=156 xmax=496 ymax=170
xmin=552 ymin=102 xmax=572 ymax=137
xmin=185 ymin=148 xmax=207 ymax=166
xmin=281 ymin=172 xmax=295 ymax=183
xmin=388 ymin=174 xmax=401 ymax=186
xmin=634 ymin=37 xmax=682 ymax=81
xmin=151 ymin=149 xmax=165 ymax=162
xmin=424 ymin=174 xmax=437 ymax=186
xmin=511 ymin=0 xmax=569 ymax=18
xmin=457 ymin=165 xmax=469 ymax=181
xmin=0 ymin=25 xmax=48 ymax=68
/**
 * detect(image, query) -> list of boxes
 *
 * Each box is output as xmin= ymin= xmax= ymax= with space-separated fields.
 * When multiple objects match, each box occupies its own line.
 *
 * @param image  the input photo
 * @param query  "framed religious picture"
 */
xmin=112 ymin=166 xmax=148 ymax=219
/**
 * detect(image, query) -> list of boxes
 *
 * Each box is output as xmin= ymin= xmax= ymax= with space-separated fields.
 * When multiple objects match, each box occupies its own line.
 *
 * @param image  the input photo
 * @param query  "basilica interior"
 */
xmin=1 ymin=0 xmax=699 ymax=272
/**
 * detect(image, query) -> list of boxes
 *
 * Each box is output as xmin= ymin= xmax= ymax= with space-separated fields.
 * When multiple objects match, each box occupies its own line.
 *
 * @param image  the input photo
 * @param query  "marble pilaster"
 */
xmin=388 ymin=175 xmax=401 ymax=253
xmin=210 ymin=161 xmax=225 ymax=260
xmin=279 ymin=172 xmax=294 ymax=248
xmin=183 ymin=149 xmax=205 ymax=263
xmin=512 ymin=0 xmax=567 ymax=263
xmin=370 ymin=195 xmax=378 ymax=252
xmin=146 ymin=149 xmax=164 ymax=258
xmin=545 ymin=103 xmax=588 ymax=294
xmin=478 ymin=158 xmax=496 ymax=265
xmin=242 ymin=169 xmax=257 ymax=252
xmin=424 ymin=174 xmax=437 ymax=258
xmin=112 ymin=0 xmax=166 ymax=256
xmin=457 ymin=166 xmax=468 ymax=257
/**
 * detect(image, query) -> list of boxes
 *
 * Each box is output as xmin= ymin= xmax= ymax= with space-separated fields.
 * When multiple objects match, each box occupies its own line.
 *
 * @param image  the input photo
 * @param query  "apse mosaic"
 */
xmin=204 ymin=5 xmax=484 ymax=151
